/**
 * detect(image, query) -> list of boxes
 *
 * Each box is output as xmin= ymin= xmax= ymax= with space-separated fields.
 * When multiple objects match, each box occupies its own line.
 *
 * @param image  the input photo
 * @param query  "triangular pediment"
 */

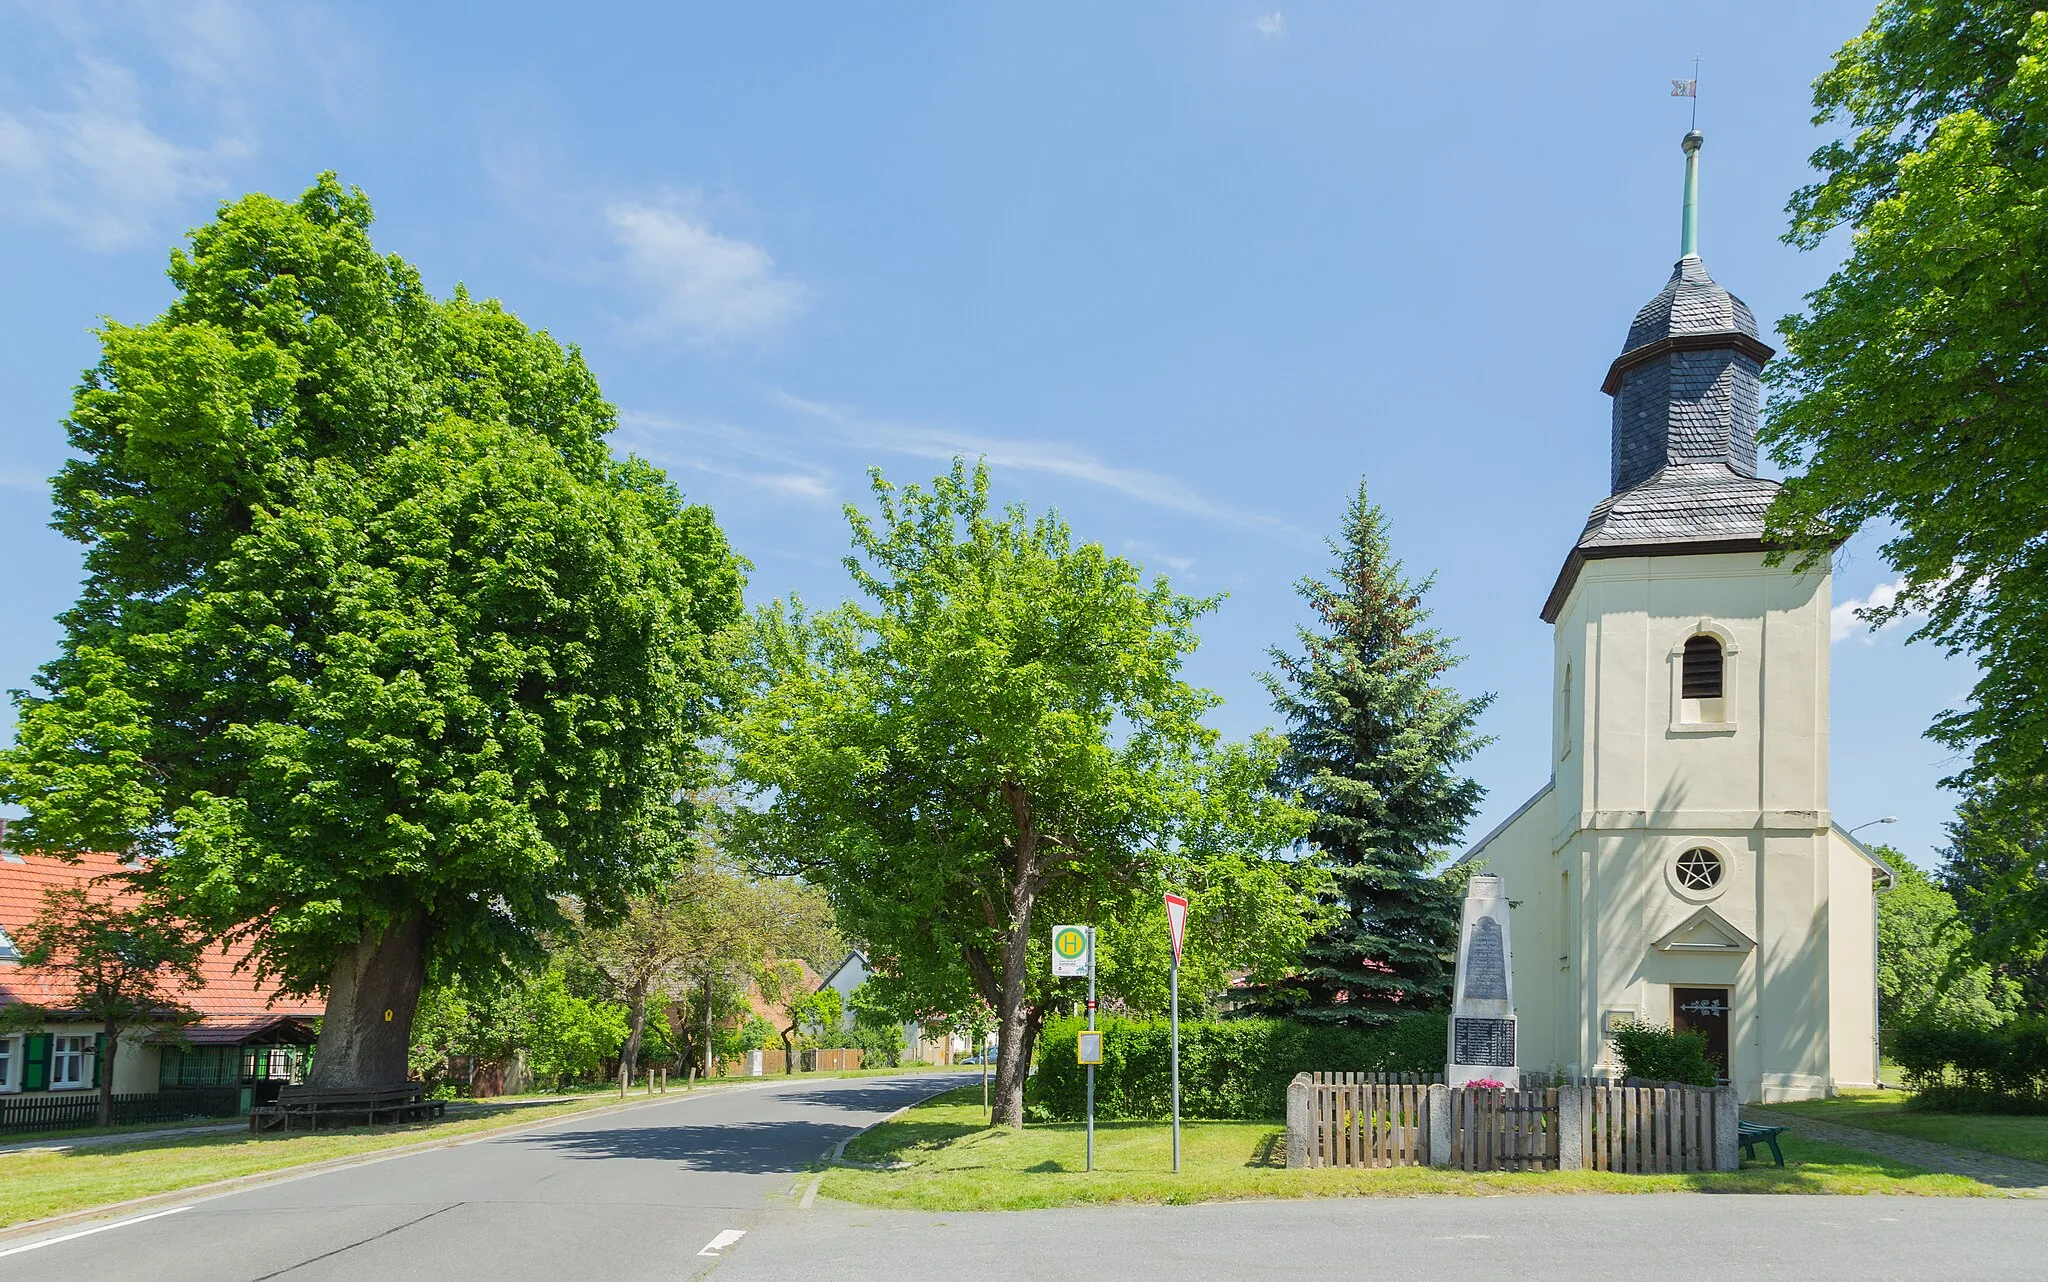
xmin=1653 ymin=906 xmax=1754 ymax=953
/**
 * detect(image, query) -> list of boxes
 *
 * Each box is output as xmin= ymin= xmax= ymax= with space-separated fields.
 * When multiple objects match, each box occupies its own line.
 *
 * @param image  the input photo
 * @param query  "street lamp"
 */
xmin=1848 ymin=817 xmax=1898 ymax=836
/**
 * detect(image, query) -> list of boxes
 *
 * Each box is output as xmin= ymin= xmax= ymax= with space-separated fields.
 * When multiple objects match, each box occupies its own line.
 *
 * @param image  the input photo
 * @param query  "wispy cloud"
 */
xmin=616 ymin=411 xmax=836 ymax=503
xmin=0 ymin=55 xmax=240 ymax=251
xmin=0 ymin=2 xmax=364 ymax=252
xmin=1832 ymin=576 xmax=1922 ymax=644
xmin=605 ymin=201 xmax=809 ymax=345
xmin=774 ymin=392 xmax=1298 ymax=534
xmin=1124 ymin=540 xmax=1196 ymax=576
xmin=1253 ymin=11 xmax=1288 ymax=39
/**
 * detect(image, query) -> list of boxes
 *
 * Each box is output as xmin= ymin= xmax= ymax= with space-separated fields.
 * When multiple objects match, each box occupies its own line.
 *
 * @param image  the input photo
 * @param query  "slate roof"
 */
xmin=1622 ymin=255 xmax=1761 ymax=351
xmin=1573 ymin=463 xmax=1779 ymax=550
xmin=0 ymin=848 xmax=323 ymax=1026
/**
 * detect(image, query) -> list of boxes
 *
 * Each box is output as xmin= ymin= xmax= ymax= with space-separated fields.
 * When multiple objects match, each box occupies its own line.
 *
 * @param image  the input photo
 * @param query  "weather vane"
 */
xmin=1671 ymin=55 xmax=1702 ymax=129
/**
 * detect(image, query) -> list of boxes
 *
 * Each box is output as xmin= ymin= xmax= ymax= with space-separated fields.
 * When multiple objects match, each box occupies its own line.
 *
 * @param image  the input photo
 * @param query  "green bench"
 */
xmin=1738 ymin=1119 xmax=1788 ymax=1167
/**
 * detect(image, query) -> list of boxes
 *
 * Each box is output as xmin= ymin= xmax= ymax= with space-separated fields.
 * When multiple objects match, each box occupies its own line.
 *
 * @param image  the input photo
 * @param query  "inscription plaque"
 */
xmin=1462 ymin=917 xmax=1508 ymax=1001
xmin=1452 ymin=1016 xmax=1517 ymax=1068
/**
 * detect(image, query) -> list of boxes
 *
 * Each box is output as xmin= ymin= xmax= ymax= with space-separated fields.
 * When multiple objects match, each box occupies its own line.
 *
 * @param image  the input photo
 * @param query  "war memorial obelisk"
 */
xmin=1447 ymin=873 xmax=1519 ymax=1087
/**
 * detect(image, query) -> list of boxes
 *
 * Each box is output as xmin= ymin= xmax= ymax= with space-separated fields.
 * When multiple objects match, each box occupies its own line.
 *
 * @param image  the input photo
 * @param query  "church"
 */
xmin=1461 ymin=131 xmax=1893 ymax=1103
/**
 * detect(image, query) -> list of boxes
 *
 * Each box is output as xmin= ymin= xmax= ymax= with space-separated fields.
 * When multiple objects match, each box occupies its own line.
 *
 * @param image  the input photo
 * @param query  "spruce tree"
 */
xmin=1256 ymin=479 xmax=1493 ymax=1027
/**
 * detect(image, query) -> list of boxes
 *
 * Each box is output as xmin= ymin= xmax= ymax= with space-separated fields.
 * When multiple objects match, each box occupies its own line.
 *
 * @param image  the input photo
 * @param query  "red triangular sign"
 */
xmin=1163 ymin=893 xmax=1189 ymax=965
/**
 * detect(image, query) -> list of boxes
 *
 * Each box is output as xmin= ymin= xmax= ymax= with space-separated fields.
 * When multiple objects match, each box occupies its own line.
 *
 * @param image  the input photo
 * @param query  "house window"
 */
xmin=49 ymin=1035 xmax=92 ymax=1090
xmin=0 ymin=924 xmax=17 ymax=961
xmin=1675 ymin=848 xmax=1725 ymax=892
xmin=0 ymin=1036 xmax=15 ymax=1092
xmin=1681 ymin=634 xmax=1724 ymax=699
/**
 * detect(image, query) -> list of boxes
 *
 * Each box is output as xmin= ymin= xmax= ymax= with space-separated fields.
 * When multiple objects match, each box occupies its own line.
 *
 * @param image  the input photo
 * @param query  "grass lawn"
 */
xmin=819 ymin=1088 xmax=1995 ymax=1211
xmin=1752 ymin=1090 xmax=2048 ymax=1166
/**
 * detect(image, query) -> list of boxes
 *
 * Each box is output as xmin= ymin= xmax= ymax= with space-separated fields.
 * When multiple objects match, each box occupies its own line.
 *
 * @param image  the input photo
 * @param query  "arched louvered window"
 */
xmin=1682 ymin=634 xmax=1724 ymax=700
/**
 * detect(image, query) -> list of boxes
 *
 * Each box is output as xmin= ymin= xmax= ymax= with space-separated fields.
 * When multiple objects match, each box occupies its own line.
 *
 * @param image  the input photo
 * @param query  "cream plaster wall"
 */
xmin=1466 ymin=549 xmax=1879 ymax=1103
xmin=1827 ymin=829 xmax=1885 ymax=1090
xmin=0 ymin=1025 xmax=161 ymax=1096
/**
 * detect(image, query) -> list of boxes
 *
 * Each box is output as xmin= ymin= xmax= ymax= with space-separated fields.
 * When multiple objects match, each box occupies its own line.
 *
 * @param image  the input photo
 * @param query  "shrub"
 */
xmin=1026 ymin=1013 xmax=1446 ymax=1121
xmin=1607 ymin=1021 xmax=1718 ymax=1088
xmin=1893 ymin=1016 xmax=2048 ymax=1112
xmin=848 ymin=1017 xmax=906 ymax=1068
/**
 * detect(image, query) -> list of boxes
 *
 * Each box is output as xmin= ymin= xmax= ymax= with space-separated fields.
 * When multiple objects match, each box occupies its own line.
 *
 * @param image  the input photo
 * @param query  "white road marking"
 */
xmin=697 ymin=1228 xmax=747 ymax=1257
xmin=0 ymin=1206 xmax=191 ymax=1258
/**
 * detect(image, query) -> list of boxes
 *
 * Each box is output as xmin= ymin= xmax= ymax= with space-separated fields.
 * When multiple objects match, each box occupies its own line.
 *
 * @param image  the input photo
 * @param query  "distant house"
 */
xmin=818 ymin=950 xmax=964 ymax=1065
xmin=0 ymin=834 xmax=323 ymax=1111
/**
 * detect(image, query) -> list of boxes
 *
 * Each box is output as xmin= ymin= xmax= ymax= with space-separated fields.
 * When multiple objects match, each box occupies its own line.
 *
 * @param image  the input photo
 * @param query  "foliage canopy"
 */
xmin=1764 ymin=1 xmax=2048 ymax=962
xmin=728 ymin=462 xmax=1322 ymax=1125
xmin=0 ymin=175 xmax=743 ymax=1085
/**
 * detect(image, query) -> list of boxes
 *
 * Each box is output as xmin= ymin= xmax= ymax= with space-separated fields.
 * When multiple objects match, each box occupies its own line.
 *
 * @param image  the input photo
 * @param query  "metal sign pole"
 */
xmin=1162 ymin=891 xmax=1189 ymax=1174
xmin=1170 ymin=954 xmax=1181 ymax=1173
xmin=1086 ymin=925 xmax=1096 ymax=1174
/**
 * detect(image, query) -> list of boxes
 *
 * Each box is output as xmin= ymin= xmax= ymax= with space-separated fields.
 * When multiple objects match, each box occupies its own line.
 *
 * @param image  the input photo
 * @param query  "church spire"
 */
xmin=1679 ymin=130 xmax=1702 ymax=259
xmin=1542 ymin=131 xmax=1786 ymax=622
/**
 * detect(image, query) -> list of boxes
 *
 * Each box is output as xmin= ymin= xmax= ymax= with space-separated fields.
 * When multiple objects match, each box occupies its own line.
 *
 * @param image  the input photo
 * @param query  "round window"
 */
xmin=1675 ymin=848 xmax=1724 ymax=892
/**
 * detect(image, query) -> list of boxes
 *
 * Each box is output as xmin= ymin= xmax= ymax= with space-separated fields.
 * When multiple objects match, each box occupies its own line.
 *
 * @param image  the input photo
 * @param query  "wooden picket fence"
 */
xmin=1582 ymin=1084 xmax=1716 ymax=1172
xmin=0 ymin=1087 xmax=241 ymax=1136
xmin=1303 ymin=1072 xmax=1437 ymax=1168
xmin=1288 ymin=1075 xmax=1733 ymax=1173
xmin=1448 ymin=1086 xmax=1559 ymax=1171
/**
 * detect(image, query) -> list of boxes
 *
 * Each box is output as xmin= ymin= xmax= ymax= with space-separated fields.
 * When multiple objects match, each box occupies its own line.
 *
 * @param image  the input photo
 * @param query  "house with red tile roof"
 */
xmin=0 ymin=824 xmax=323 ymax=1110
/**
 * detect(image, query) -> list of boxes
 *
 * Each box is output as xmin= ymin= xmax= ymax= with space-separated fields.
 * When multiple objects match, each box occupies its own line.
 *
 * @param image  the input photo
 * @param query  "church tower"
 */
xmin=1464 ymin=132 xmax=1890 ymax=1102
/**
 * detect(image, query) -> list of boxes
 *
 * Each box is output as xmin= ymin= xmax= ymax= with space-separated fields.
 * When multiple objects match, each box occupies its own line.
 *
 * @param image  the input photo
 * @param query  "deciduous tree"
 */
xmin=0 ymin=176 xmax=742 ymax=1088
xmin=1762 ymin=1 xmax=2048 ymax=958
xmin=728 ymin=462 xmax=1319 ymax=1126
xmin=1877 ymin=854 xmax=2017 ymax=1030
xmin=13 ymin=882 xmax=204 ymax=1125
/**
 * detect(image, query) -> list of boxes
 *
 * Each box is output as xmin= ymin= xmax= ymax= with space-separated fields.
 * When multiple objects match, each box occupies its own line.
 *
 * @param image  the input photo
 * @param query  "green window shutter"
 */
xmin=23 ymin=1034 xmax=47 ymax=1091
xmin=92 ymin=1034 xmax=104 ymax=1089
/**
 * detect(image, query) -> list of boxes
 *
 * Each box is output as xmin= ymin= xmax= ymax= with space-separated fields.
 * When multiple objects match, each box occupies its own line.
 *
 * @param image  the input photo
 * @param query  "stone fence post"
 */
xmin=1712 ymin=1085 xmax=1740 ymax=1171
xmin=1555 ymin=1085 xmax=1584 ymax=1170
xmin=1285 ymin=1073 xmax=1313 ymax=1169
xmin=1426 ymin=1083 xmax=1452 ymax=1167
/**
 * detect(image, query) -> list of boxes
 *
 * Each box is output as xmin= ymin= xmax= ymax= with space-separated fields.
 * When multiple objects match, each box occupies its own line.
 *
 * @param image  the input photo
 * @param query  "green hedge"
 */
xmin=1893 ymin=1017 xmax=2048 ymax=1112
xmin=1026 ymin=1013 xmax=1446 ymax=1121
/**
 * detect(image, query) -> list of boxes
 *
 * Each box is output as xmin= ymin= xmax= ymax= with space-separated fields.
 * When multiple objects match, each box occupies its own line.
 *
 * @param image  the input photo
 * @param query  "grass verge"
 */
xmin=819 ymin=1088 xmax=1994 ymax=1210
xmin=0 ymin=1084 xmax=737 ymax=1230
xmin=1752 ymin=1090 xmax=2048 ymax=1166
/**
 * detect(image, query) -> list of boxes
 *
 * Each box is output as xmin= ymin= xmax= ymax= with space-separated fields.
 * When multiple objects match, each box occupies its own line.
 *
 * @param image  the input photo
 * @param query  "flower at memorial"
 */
xmin=1467 ymin=1077 xmax=1506 ymax=1089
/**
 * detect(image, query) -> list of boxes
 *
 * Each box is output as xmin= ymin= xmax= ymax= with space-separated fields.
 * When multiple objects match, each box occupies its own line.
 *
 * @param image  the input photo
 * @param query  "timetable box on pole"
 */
xmin=1076 ymin=1030 xmax=1103 ymax=1064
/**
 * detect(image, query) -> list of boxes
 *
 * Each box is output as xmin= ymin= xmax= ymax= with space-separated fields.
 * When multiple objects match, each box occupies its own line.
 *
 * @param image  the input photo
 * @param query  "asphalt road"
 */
xmin=0 ymin=1071 xmax=970 ymax=1282
xmin=3 ymin=1071 xmax=2044 ymax=1281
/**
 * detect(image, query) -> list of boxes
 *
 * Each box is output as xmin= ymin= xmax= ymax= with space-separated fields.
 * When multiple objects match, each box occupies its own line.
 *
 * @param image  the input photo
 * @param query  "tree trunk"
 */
xmin=307 ymin=910 xmax=430 ymax=1089
xmin=620 ymin=978 xmax=650 ymax=1083
xmin=780 ymin=1026 xmax=795 ymax=1074
xmin=703 ymin=975 xmax=715 ymax=1079
xmin=98 ymin=1019 xmax=118 ymax=1127
xmin=665 ymin=1001 xmax=691 ymax=1080
xmin=991 ymin=779 xmax=1045 ymax=1128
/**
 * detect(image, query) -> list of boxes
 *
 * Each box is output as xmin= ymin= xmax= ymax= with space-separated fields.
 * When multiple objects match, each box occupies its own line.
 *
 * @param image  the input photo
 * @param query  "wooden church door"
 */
xmin=1673 ymin=987 xmax=1732 ymax=1081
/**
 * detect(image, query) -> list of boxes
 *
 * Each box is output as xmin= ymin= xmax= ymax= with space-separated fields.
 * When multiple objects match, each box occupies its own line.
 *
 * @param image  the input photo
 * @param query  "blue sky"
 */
xmin=0 ymin=1 xmax=1972 ymax=868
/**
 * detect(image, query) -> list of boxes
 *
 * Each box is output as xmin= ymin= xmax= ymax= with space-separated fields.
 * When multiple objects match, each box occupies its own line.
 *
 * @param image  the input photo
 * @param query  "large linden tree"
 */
xmin=0 ymin=177 xmax=743 ymax=1088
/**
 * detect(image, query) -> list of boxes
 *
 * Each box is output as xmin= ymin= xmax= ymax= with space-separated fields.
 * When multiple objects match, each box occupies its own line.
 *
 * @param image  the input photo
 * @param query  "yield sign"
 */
xmin=1163 ymin=893 xmax=1189 ymax=965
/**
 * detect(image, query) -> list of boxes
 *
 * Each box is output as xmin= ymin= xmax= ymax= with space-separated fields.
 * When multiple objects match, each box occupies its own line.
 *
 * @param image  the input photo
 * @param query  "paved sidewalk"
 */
xmin=1756 ymin=1111 xmax=2048 ymax=1194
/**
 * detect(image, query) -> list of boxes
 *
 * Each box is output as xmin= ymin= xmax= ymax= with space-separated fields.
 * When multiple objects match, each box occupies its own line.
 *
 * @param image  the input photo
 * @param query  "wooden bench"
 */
xmin=1738 ymin=1119 xmax=1788 ymax=1167
xmin=249 ymin=1084 xmax=446 ymax=1135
